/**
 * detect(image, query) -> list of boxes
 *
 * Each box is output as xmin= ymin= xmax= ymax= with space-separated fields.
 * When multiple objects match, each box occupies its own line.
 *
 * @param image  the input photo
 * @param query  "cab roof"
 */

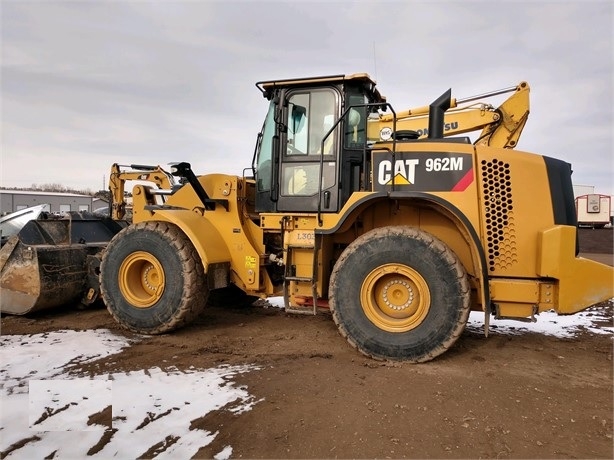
xmin=255 ymin=73 xmax=385 ymax=103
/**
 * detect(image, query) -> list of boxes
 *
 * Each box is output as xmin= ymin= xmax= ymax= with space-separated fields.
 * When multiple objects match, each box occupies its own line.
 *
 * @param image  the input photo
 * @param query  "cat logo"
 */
xmin=372 ymin=152 xmax=473 ymax=193
xmin=377 ymin=159 xmax=420 ymax=185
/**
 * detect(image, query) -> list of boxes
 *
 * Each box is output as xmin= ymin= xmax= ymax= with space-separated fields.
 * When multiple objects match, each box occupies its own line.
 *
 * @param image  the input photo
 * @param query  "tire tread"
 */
xmin=101 ymin=221 xmax=207 ymax=335
xmin=329 ymin=226 xmax=470 ymax=362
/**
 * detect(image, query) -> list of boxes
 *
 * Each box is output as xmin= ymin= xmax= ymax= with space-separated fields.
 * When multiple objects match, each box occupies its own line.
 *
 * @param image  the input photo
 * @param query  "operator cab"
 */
xmin=252 ymin=73 xmax=386 ymax=213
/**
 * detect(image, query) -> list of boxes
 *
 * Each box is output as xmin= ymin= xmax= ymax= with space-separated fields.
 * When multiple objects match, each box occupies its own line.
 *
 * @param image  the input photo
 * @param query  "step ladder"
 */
xmin=282 ymin=238 xmax=320 ymax=315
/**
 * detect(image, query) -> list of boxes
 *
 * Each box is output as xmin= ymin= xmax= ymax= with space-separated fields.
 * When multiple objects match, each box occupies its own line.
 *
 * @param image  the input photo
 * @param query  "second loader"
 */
xmin=2 ymin=73 xmax=612 ymax=363
xmin=0 ymin=211 xmax=125 ymax=315
xmin=0 ymin=164 xmax=172 ymax=315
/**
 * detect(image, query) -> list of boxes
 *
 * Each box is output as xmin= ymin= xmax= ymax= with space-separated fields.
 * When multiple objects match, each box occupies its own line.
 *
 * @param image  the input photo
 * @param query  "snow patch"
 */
xmin=0 ymin=329 xmax=262 ymax=459
xmin=467 ymin=303 xmax=614 ymax=337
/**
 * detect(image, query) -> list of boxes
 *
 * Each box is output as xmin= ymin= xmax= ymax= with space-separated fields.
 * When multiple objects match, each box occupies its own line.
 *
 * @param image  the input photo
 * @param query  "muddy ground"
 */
xmin=1 ymin=228 xmax=613 ymax=459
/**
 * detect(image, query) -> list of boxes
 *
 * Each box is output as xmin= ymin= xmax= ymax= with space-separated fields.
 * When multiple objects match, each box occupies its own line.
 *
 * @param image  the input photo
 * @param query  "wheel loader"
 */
xmin=2 ymin=73 xmax=612 ymax=363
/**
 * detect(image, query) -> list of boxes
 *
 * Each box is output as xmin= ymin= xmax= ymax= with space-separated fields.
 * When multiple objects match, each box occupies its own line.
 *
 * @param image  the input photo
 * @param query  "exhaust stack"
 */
xmin=427 ymin=89 xmax=452 ymax=139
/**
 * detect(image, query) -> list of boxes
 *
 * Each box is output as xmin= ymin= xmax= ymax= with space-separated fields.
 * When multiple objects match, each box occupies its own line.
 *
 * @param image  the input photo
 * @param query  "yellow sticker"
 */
xmin=245 ymin=256 xmax=256 ymax=268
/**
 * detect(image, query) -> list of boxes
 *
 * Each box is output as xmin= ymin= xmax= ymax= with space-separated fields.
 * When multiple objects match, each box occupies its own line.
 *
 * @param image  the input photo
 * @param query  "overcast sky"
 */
xmin=1 ymin=1 xmax=612 ymax=197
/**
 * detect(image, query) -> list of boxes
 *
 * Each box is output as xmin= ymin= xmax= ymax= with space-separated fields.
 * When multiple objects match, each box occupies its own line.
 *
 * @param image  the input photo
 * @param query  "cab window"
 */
xmin=286 ymin=90 xmax=336 ymax=156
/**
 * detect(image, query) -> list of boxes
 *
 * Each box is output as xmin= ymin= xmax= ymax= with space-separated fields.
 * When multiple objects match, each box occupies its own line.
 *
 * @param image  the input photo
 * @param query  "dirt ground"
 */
xmin=1 ymin=228 xmax=613 ymax=459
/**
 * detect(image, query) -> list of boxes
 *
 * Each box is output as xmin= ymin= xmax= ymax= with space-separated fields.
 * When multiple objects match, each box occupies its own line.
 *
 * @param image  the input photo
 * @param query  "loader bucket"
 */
xmin=0 ymin=213 xmax=126 ymax=315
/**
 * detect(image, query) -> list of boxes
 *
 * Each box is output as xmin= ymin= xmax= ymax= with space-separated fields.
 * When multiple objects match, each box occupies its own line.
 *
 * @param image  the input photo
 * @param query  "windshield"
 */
xmin=255 ymin=101 xmax=276 ymax=191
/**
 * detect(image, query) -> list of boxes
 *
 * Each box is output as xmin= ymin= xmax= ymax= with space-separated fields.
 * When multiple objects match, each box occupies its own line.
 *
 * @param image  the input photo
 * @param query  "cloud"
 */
xmin=1 ymin=1 xmax=612 ymax=195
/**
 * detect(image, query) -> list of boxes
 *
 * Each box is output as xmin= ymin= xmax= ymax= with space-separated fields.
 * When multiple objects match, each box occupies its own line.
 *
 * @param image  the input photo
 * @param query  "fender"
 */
xmin=318 ymin=191 xmax=491 ymax=315
xmin=148 ymin=209 xmax=231 ymax=271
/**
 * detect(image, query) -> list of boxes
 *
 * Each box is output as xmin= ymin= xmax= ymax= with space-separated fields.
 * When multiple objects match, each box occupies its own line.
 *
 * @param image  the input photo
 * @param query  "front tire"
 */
xmin=329 ymin=226 xmax=470 ymax=362
xmin=100 ymin=221 xmax=208 ymax=334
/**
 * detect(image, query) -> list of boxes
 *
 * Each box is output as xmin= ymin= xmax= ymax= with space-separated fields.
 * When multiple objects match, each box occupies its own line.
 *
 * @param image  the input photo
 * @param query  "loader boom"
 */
xmin=371 ymin=81 xmax=530 ymax=148
xmin=109 ymin=163 xmax=176 ymax=221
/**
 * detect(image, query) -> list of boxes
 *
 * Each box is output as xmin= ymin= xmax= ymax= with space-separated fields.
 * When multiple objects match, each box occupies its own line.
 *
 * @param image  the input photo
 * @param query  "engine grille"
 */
xmin=481 ymin=158 xmax=517 ymax=272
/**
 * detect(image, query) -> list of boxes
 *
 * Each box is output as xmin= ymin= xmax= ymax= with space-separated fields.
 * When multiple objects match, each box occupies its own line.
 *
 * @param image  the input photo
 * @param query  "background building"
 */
xmin=0 ymin=189 xmax=94 ymax=216
xmin=572 ymin=184 xmax=613 ymax=228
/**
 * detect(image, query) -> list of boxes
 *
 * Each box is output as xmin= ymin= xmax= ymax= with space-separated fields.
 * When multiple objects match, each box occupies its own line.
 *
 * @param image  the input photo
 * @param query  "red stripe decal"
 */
xmin=451 ymin=168 xmax=474 ymax=191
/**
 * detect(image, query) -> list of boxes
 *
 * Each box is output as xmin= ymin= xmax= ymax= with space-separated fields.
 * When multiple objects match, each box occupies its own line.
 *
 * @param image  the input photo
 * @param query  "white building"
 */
xmin=0 ymin=189 xmax=94 ymax=216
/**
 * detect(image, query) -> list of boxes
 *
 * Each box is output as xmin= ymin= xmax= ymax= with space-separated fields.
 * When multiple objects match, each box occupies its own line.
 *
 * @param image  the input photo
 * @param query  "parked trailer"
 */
xmin=575 ymin=194 xmax=611 ymax=228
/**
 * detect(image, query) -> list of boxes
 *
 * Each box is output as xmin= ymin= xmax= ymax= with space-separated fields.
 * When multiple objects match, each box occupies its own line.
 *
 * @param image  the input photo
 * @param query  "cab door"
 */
xmin=276 ymin=88 xmax=341 ymax=213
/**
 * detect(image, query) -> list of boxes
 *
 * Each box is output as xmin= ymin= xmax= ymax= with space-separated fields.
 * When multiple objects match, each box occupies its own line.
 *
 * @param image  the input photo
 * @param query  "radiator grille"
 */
xmin=481 ymin=159 xmax=517 ymax=271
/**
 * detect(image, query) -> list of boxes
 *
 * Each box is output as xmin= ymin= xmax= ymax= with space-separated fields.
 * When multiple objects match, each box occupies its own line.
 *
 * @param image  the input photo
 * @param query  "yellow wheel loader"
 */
xmin=2 ymin=73 xmax=612 ymax=362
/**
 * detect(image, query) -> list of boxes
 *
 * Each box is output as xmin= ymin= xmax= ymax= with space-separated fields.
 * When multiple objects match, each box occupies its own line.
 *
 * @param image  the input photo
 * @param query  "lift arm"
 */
xmin=368 ymin=82 xmax=530 ymax=149
xmin=109 ymin=163 xmax=175 ymax=220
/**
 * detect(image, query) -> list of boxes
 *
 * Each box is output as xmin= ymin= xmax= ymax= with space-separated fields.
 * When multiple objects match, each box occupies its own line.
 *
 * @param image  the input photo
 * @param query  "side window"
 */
xmin=281 ymin=162 xmax=336 ymax=197
xmin=286 ymin=90 xmax=336 ymax=157
xmin=282 ymin=164 xmax=320 ymax=196
xmin=287 ymin=94 xmax=309 ymax=154
xmin=344 ymin=92 xmax=368 ymax=149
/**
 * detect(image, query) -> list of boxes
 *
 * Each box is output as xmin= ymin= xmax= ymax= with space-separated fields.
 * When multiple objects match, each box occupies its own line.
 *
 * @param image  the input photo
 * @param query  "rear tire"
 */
xmin=100 ymin=221 xmax=207 ymax=334
xmin=329 ymin=226 xmax=470 ymax=362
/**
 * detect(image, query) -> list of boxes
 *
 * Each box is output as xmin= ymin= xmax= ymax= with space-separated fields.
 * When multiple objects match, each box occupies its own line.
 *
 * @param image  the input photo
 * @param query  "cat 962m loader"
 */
xmin=4 ymin=73 xmax=612 ymax=362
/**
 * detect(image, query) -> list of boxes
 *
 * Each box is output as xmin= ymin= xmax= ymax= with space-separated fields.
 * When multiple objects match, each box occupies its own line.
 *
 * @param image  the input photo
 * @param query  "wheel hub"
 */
xmin=361 ymin=263 xmax=431 ymax=333
xmin=118 ymin=251 xmax=165 ymax=308
xmin=381 ymin=279 xmax=414 ymax=311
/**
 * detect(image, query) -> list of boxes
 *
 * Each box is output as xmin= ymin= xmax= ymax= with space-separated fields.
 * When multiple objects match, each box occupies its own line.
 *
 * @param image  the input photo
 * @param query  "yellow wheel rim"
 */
xmin=118 ymin=251 xmax=165 ymax=308
xmin=361 ymin=263 xmax=430 ymax=333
